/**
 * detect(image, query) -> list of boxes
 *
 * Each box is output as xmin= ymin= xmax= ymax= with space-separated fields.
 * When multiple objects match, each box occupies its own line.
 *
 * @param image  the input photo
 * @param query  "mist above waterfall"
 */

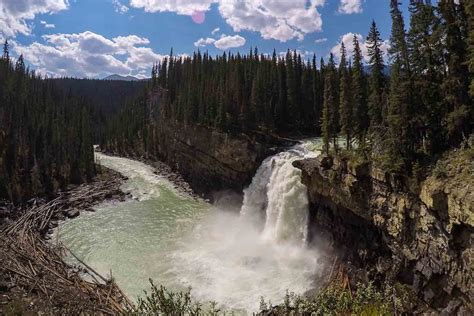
xmin=175 ymin=140 xmax=322 ymax=311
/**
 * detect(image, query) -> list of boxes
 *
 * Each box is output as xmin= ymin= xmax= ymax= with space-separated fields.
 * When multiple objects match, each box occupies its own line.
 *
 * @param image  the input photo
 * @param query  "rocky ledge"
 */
xmin=294 ymin=149 xmax=473 ymax=314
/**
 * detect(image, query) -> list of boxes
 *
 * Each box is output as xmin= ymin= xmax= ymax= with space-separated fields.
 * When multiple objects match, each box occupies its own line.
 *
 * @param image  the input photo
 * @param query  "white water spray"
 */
xmin=241 ymin=141 xmax=319 ymax=245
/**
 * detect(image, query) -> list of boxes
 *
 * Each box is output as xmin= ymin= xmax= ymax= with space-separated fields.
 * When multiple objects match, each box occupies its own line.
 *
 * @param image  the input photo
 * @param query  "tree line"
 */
xmin=0 ymin=42 xmax=96 ymax=202
xmin=48 ymin=78 xmax=146 ymax=143
xmin=106 ymin=0 xmax=473 ymax=174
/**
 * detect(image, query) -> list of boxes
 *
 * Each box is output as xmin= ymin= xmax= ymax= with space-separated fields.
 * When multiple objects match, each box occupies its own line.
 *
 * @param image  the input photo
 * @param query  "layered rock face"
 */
xmin=104 ymin=88 xmax=294 ymax=195
xmin=294 ymin=153 xmax=473 ymax=313
xmin=151 ymin=122 xmax=284 ymax=194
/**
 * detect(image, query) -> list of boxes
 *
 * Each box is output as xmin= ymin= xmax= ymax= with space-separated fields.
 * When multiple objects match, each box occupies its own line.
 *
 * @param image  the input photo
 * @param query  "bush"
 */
xmin=257 ymin=281 xmax=403 ymax=316
xmin=127 ymin=279 xmax=219 ymax=315
xmin=129 ymin=279 xmax=405 ymax=315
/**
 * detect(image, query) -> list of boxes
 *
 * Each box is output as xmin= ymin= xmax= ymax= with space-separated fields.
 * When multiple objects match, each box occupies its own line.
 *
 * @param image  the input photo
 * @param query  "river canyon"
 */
xmin=57 ymin=140 xmax=324 ymax=314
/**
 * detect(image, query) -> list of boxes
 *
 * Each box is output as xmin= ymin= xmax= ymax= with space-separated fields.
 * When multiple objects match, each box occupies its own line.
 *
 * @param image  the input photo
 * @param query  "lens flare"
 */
xmin=191 ymin=10 xmax=205 ymax=24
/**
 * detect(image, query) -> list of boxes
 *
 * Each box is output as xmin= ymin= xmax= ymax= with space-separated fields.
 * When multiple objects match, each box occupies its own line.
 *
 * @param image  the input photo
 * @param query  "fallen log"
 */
xmin=0 ymin=167 xmax=131 ymax=314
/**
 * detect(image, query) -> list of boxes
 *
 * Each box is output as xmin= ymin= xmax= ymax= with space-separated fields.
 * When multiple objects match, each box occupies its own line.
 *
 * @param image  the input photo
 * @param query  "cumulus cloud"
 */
xmin=129 ymin=0 xmax=215 ymax=15
xmin=338 ymin=0 xmax=363 ymax=14
xmin=40 ymin=20 xmax=55 ymax=28
xmin=218 ymin=0 xmax=324 ymax=42
xmin=330 ymin=32 xmax=390 ymax=63
xmin=211 ymin=27 xmax=220 ymax=35
xmin=13 ymin=31 xmax=169 ymax=78
xmin=130 ymin=0 xmax=324 ymax=42
xmin=315 ymin=38 xmax=327 ymax=44
xmin=194 ymin=37 xmax=216 ymax=47
xmin=112 ymin=0 xmax=129 ymax=14
xmin=194 ymin=34 xmax=246 ymax=50
xmin=0 ymin=0 xmax=68 ymax=37
xmin=214 ymin=34 xmax=246 ymax=50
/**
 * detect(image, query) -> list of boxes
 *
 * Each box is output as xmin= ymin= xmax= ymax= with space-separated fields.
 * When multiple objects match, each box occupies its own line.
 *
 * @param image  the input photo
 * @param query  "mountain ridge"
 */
xmin=103 ymin=74 xmax=140 ymax=81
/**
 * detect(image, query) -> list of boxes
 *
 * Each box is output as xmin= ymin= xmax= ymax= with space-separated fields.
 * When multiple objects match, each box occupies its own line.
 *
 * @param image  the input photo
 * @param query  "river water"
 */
xmin=58 ymin=140 xmax=324 ymax=314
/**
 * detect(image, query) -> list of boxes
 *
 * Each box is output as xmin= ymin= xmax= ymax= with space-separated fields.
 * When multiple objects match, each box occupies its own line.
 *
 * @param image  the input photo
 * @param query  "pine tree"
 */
xmin=352 ymin=34 xmax=369 ymax=146
xmin=327 ymin=53 xmax=339 ymax=149
xmin=386 ymin=0 xmax=412 ymax=168
xmin=0 ymin=50 xmax=97 ymax=201
xmin=407 ymin=0 xmax=444 ymax=154
xmin=2 ymin=40 xmax=8 ymax=60
xmin=338 ymin=43 xmax=352 ymax=149
xmin=286 ymin=50 xmax=297 ymax=127
xmin=312 ymin=54 xmax=321 ymax=133
xmin=439 ymin=0 xmax=470 ymax=143
xmin=366 ymin=21 xmax=386 ymax=128
xmin=321 ymin=72 xmax=335 ymax=155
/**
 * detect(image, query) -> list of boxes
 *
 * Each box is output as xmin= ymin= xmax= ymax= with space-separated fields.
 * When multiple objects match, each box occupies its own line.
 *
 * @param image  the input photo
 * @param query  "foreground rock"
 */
xmin=294 ymin=149 xmax=473 ymax=314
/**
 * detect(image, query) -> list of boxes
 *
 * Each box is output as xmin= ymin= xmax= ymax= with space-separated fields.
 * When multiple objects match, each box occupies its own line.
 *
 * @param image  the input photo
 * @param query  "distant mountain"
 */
xmin=103 ymin=74 xmax=140 ymax=81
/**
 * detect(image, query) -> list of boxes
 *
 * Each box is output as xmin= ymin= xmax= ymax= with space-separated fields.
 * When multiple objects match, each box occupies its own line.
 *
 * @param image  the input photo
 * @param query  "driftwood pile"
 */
xmin=0 ymin=170 xmax=133 ymax=314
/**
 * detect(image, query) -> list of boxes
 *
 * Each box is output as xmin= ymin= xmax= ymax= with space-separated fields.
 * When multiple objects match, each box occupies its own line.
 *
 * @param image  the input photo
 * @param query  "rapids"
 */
xmin=58 ymin=140 xmax=324 ymax=313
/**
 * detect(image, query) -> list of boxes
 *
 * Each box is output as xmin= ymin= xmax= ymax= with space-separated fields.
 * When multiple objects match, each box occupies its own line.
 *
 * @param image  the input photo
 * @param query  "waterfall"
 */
xmin=241 ymin=141 xmax=317 ymax=245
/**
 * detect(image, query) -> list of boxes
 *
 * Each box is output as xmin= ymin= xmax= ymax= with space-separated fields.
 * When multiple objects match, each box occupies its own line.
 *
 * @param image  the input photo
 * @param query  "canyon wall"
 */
xmin=104 ymin=88 xmax=295 ymax=195
xmin=294 ymin=152 xmax=473 ymax=313
xmin=151 ymin=123 xmax=289 ymax=194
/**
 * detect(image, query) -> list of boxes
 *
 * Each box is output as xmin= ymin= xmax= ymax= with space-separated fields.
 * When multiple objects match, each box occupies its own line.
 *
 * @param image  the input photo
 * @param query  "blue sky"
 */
xmin=0 ymin=0 xmax=412 ymax=79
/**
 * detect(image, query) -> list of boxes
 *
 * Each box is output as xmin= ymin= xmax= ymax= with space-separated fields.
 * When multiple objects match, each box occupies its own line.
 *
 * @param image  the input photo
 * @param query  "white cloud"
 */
xmin=315 ymin=38 xmax=327 ymax=44
xmin=129 ymin=0 xmax=215 ymax=15
xmin=338 ymin=0 xmax=363 ymax=15
xmin=211 ymin=27 xmax=220 ymax=35
xmin=194 ymin=37 xmax=216 ymax=47
xmin=218 ymin=0 xmax=324 ymax=42
xmin=214 ymin=34 xmax=246 ymax=50
xmin=330 ymin=32 xmax=389 ymax=63
xmin=0 ymin=0 xmax=68 ymax=37
xmin=13 ymin=31 xmax=170 ymax=78
xmin=130 ymin=0 xmax=324 ymax=42
xmin=112 ymin=0 xmax=129 ymax=14
xmin=278 ymin=49 xmax=315 ymax=61
xmin=194 ymin=34 xmax=246 ymax=50
xmin=40 ymin=20 xmax=55 ymax=28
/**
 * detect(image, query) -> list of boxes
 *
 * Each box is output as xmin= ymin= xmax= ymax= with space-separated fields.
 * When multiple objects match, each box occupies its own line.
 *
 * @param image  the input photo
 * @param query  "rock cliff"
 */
xmin=150 ymin=122 xmax=291 ymax=194
xmin=294 ymin=150 xmax=473 ymax=313
xmin=104 ymin=88 xmax=295 ymax=195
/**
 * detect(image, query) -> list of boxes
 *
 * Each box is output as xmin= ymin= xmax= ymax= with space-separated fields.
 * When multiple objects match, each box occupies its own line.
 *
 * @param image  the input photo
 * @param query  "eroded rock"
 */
xmin=295 ymin=151 xmax=474 ymax=313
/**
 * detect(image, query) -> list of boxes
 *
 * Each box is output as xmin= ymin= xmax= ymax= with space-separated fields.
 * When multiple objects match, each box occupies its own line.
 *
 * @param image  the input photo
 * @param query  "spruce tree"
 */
xmin=2 ymin=40 xmax=8 ymax=59
xmin=312 ymin=54 xmax=321 ymax=133
xmin=327 ymin=53 xmax=339 ymax=150
xmin=439 ymin=0 xmax=470 ymax=143
xmin=338 ymin=43 xmax=352 ymax=149
xmin=321 ymin=72 xmax=334 ymax=155
xmin=352 ymin=35 xmax=369 ymax=146
xmin=387 ymin=0 xmax=412 ymax=168
xmin=407 ymin=0 xmax=444 ymax=154
xmin=366 ymin=21 xmax=386 ymax=129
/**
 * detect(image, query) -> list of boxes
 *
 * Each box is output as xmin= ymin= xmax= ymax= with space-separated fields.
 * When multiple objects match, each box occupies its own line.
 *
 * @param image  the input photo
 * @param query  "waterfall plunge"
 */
xmin=241 ymin=142 xmax=317 ymax=245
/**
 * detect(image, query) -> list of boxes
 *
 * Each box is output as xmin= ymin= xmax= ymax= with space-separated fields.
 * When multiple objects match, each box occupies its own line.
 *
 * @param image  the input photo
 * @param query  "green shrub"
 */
xmin=129 ymin=279 xmax=405 ymax=315
xmin=257 ymin=281 xmax=402 ymax=315
xmin=127 ymin=279 xmax=219 ymax=315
